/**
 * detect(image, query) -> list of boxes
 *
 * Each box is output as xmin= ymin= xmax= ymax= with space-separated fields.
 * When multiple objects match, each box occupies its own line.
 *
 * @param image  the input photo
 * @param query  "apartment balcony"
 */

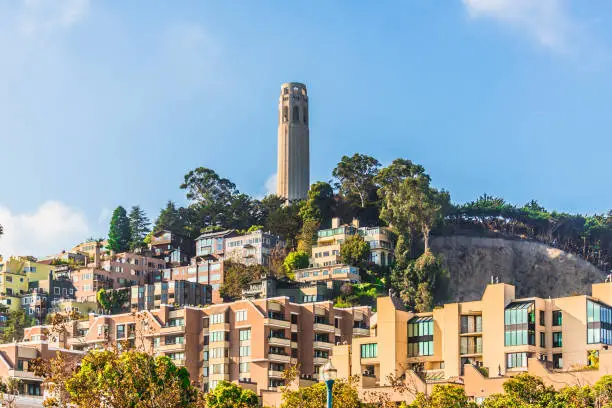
xmin=210 ymin=373 xmax=230 ymax=381
xmin=160 ymin=325 xmax=185 ymax=335
xmin=202 ymin=327 xmax=209 ymax=335
xmin=209 ymin=340 xmax=230 ymax=348
xmin=210 ymin=323 xmax=230 ymax=332
xmin=268 ymin=353 xmax=291 ymax=363
xmin=264 ymin=318 xmax=291 ymax=329
xmin=313 ymin=357 xmax=329 ymax=365
xmin=335 ymin=328 xmax=341 ymax=337
xmin=209 ymin=356 xmax=230 ymax=365
xmin=158 ymin=343 xmax=186 ymax=352
xmin=291 ymin=323 xmax=298 ymax=332
xmin=313 ymin=341 xmax=333 ymax=350
xmin=353 ymin=327 xmax=370 ymax=337
xmin=8 ymin=369 xmax=41 ymax=381
xmin=268 ymin=337 xmax=291 ymax=347
xmin=268 ymin=370 xmax=284 ymax=378
xmin=171 ymin=359 xmax=186 ymax=367
xmin=68 ymin=336 xmax=87 ymax=346
xmin=291 ymin=341 xmax=298 ymax=349
xmin=313 ymin=323 xmax=335 ymax=333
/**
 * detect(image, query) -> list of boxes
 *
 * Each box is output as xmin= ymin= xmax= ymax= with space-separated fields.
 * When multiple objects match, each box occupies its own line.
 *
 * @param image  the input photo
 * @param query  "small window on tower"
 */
xmin=292 ymin=106 xmax=299 ymax=123
xmin=303 ymin=108 xmax=308 ymax=125
xmin=283 ymin=106 xmax=288 ymax=122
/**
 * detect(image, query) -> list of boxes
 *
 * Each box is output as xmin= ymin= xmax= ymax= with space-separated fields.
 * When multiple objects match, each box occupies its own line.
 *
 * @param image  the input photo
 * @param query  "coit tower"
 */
xmin=277 ymin=82 xmax=310 ymax=202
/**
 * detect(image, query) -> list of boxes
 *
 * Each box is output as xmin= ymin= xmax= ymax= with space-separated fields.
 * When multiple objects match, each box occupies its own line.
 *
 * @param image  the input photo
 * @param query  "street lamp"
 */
xmin=321 ymin=361 xmax=337 ymax=408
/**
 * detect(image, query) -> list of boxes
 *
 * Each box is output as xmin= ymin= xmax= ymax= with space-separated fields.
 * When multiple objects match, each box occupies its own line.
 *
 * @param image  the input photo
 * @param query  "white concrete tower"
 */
xmin=277 ymin=82 xmax=310 ymax=202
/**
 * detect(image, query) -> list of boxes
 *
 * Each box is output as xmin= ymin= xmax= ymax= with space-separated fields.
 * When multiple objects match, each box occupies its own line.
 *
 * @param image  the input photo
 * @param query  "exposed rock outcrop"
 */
xmin=430 ymin=235 xmax=607 ymax=302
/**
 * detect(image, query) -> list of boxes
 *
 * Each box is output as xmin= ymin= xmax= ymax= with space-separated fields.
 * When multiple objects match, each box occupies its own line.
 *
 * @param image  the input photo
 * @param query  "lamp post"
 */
xmin=321 ymin=361 xmax=337 ymax=408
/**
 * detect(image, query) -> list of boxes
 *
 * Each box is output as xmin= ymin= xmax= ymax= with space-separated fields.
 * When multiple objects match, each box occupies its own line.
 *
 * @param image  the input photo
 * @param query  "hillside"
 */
xmin=430 ymin=235 xmax=607 ymax=302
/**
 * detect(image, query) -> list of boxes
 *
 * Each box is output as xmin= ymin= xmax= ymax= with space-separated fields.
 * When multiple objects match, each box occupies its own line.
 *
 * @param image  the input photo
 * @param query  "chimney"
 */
xmin=94 ymin=243 xmax=101 ymax=268
xmin=331 ymin=217 xmax=340 ymax=229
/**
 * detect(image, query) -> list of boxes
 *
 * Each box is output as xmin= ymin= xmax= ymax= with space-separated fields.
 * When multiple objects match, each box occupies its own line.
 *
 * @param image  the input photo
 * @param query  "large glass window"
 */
xmin=460 ymin=315 xmax=482 ymax=333
xmin=504 ymin=302 xmax=536 ymax=346
xmin=553 ymin=332 xmax=563 ymax=348
xmin=552 ymin=310 xmax=562 ymax=326
xmin=506 ymin=352 xmax=528 ymax=369
xmin=408 ymin=316 xmax=434 ymax=357
xmin=360 ymin=343 xmax=378 ymax=358
xmin=587 ymin=300 xmax=612 ymax=345
xmin=240 ymin=329 xmax=251 ymax=341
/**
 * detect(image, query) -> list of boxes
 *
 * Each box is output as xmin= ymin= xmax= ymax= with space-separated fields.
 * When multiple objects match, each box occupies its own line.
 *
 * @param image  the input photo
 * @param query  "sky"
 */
xmin=1 ymin=0 xmax=612 ymax=257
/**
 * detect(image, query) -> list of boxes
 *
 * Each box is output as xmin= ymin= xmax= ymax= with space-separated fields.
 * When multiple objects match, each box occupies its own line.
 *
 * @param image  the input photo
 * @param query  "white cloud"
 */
xmin=19 ymin=0 xmax=89 ymax=37
xmin=0 ymin=201 xmax=91 ymax=258
xmin=463 ymin=0 xmax=575 ymax=53
xmin=265 ymin=173 xmax=278 ymax=196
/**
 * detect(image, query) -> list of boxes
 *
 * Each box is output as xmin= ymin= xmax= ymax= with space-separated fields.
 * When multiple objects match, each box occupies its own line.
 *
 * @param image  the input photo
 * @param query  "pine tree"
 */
xmin=108 ymin=206 xmax=131 ymax=253
xmin=153 ymin=201 xmax=186 ymax=235
xmin=128 ymin=206 xmax=150 ymax=250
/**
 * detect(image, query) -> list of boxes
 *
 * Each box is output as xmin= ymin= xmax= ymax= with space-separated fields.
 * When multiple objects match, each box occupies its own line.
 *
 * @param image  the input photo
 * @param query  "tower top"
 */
xmin=280 ymin=82 xmax=307 ymax=89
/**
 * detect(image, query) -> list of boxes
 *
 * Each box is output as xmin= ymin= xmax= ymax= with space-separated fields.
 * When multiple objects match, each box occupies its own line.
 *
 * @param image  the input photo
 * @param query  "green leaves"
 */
xmin=108 ymin=206 xmax=131 ymax=253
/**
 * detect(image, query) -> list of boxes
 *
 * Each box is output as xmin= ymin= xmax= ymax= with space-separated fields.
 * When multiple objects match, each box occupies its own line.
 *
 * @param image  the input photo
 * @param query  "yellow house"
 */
xmin=0 ymin=256 xmax=55 ymax=297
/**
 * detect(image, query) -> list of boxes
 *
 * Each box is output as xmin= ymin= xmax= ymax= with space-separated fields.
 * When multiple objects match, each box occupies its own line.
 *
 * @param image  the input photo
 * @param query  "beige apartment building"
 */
xmin=130 ymin=280 xmax=211 ymax=310
xmin=24 ymin=297 xmax=372 ymax=395
xmin=332 ymin=280 xmax=612 ymax=403
xmin=71 ymin=251 xmax=166 ymax=302
xmin=294 ymin=219 xmax=394 ymax=285
xmin=161 ymin=259 xmax=225 ymax=303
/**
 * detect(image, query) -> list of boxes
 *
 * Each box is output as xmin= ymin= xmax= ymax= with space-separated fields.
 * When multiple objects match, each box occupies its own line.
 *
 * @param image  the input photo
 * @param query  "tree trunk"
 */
xmin=422 ymin=224 xmax=431 ymax=252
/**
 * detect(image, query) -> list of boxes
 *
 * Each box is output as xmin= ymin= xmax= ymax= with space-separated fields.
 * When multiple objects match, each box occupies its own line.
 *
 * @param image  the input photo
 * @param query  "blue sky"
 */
xmin=1 ymin=0 xmax=612 ymax=256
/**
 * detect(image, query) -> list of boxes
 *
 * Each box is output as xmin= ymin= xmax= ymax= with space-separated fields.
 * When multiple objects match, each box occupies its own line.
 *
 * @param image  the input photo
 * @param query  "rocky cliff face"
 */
xmin=430 ymin=236 xmax=607 ymax=302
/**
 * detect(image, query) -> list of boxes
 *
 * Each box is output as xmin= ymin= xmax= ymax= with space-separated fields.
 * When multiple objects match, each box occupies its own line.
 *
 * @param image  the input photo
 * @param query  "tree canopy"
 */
xmin=107 ymin=206 xmax=131 ymax=253
xmin=128 ymin=206 xmax=150 ymax=250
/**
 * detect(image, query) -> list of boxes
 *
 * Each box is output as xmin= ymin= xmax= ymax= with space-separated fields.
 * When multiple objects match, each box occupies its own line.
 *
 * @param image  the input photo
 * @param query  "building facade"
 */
xmin=149 ymin=230 xmax=194 ymax=266
xmin=277 ymin=82 xmax=309 ymax=202
xmin=130 ymin=280 xmax=212 ymax=311
xmin=25 ymin=298 xmax=372 ymax=395
xmin=332 ymin=281 xmax=612 ymax=403
xmin=224 ymin=230 xmax=284 ymax=268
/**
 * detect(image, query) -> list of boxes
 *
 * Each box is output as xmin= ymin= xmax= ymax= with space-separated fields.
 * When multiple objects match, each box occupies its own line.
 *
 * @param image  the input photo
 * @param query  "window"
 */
xmin=460 ymin=336 xmax=482 ymax=355
xmin=540 ymin=332 xmax=546 ymax=348
xmin=239 ymin=329 xmax=251 ymax=341
xmin=236 ymin=310 xmax=247 ymax=322
xmin=506 ymin=352 xmax=528 ymax=369
xmin=539 ymin=310 xmax=545 ymax=326
xmin=587 ymin=300 xmax=612 ymax=345
xmin=239 ymin=362 xmax=250 ymax=373
xmin=360 ymin=343 xmax=377 ymax=358
xmin=460 ymin=315 xmax=482 ymax=333
xmin=210 ymin=348 xmax=227 ymax=359
xmin=292 ymin=106 xmax=299 ymax=123
xmin=54 ymin=287 xmax=60 ymax=295
xmin=552 ymin=311 xmax=562 ymax=326
xmin=552 ymin=332 xmax=563 ymax=348
xmin=210 ymin=331 xmax=225 ymax=342
xmin=210 ymin=313 xmax=225 ymax=324
xmin=408 ymin=316 xmax=434 ymax=357
xmin=553 ymin=353 xmax=563 ymax=369
xmin=240 ymin=346 xmax=250 ymax=357
xmin=116 ymin=324 xmax=125 ymax=339
xmin=504 ymin=302 xmax=536 ymax=346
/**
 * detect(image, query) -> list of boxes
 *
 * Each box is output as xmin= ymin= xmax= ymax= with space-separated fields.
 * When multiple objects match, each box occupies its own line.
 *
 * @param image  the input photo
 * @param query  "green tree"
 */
xmin=409 ymin=384 xmax=475 ymax=408
xmin=107 ymin=206 xmax=131 ymax=253
xmin=297 ymin=218 xmax=320 ymax=255
xmin=204 ymin=380 xmax=258 ymax=408
xmin=1 ymin=308 xmax=34 ymax=343
xmin=380 ymin=174 xmax=450 ymax=252
xmin=128 ymin=205 xmax=150 ymax=250
xmin=265 ymin=202 xmax=302 ymax=248
xmin=63 ymin=350 xmax=195 ymax=407
xmin=340 ymin=234 xmax=370 ymax=267
xmin=154 ymin=201 xmax=187 ymax=235
xmin=594 ymin=375 xmax=612 ymax=406
xmin=332 ymin=153 xmax=381 ymax=208
xmin=283 ymin=250 xmax=309 ymax=278
xmin=281 ymin=377 xmax=360 ymax=408
xmin=220 ymin=261 xmax=264 ymax=300
xmin=96 ymin=288 xmax=129 ymax=314
xmin=393 ymin=250 xmax=449 ymax=312
xmin=552 ymin=385 xmax=594 ymax=408
xmin=483 ymin=373 xmax=556 ymax=408
xmin=299 ymin=182 xmax=335 ymax=227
